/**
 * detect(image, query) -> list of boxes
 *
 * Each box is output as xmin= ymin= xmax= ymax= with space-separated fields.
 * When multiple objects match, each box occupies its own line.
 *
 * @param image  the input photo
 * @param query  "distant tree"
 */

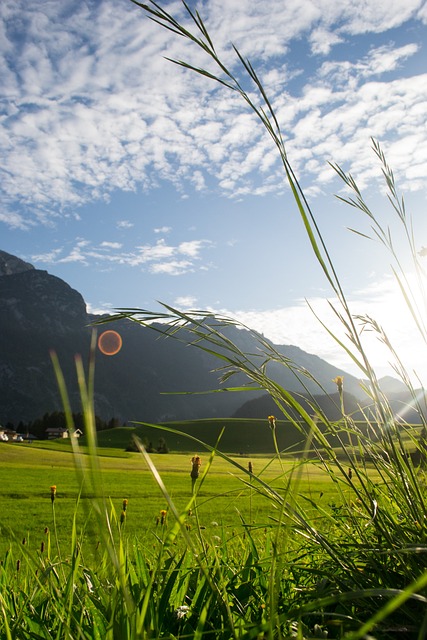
xmin=18 ymin=411 xmax=122 ymax=439
xmin=157 ymin=437 xmax=169 ymax=454
xmin=125 ymin=435 xmax=150 ymax=452
xmin=108 ymin=417 xmax=121 ymax=430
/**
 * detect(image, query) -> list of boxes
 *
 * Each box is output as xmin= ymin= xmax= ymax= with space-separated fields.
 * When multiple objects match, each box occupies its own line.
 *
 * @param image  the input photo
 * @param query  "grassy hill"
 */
xmin=90 ymin=418 xmax=307 ymax=455
xmin=33 ymin=416 xmax=424 ymax=457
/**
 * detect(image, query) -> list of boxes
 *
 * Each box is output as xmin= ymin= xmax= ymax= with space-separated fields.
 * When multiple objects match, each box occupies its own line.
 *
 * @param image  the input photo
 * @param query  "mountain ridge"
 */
xmin=0 ymin=249 xmax=412 ymax=426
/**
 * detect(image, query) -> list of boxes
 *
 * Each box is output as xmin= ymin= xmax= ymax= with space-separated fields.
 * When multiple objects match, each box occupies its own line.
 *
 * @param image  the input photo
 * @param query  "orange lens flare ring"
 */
xmin=97 ymin=330 xmax=123 ymax=356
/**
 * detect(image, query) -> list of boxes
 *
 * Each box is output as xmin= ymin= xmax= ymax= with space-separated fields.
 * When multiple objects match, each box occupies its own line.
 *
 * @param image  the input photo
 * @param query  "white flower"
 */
xmin=175 ymin=605 xmax=190 ymax=619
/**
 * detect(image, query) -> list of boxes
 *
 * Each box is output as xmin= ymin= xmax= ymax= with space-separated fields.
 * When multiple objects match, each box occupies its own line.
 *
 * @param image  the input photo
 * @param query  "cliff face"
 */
xmin=0 ymin=268 xmax=88 ymax=334
xmin=0 ymin=253 xmax=91 ymax=423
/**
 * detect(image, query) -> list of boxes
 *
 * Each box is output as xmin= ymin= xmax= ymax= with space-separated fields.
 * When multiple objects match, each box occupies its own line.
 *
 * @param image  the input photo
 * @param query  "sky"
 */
xmin=1 ymin=0 xmax=427 ymax=385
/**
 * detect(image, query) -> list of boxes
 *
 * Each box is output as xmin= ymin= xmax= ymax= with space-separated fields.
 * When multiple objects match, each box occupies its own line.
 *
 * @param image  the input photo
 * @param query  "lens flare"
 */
xmin=98 ymin=330 xmax=122 ymax=356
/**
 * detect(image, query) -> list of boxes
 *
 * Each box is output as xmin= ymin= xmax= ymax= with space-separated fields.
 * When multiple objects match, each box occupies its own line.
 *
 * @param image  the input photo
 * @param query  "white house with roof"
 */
xmin=46 ymin=427 xmax=83 ymax=439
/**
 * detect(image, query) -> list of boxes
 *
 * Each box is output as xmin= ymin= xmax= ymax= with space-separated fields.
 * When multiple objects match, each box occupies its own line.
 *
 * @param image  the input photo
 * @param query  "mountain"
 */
xmin=0 ymin=249 xmax=408 ymax=427
xmin=0 ymin=250 xmax=34 ymax=276
xmin=233 ymin=381 xmax=423 ymax=424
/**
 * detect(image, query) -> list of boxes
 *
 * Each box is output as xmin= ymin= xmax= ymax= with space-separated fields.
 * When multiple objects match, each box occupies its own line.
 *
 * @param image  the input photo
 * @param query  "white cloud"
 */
xmin=178 ymin=240 xmax=210 ymax=258
xmin=217 ymin=273 xmax=427 ymax=385
xmin=58 ymin=247 xmax=89 ymax=265
xmin=154 ymin=226 xmax=172 ymax=234
xmin=117 ymin=220 xmax=134 ymax=229
xmin=418 ymin=2 xmax=427 ymax=23
xmin=31 ymin=235 xmax=212 ymax=276
xmin=0 ymin=0 xmax=426 ymax=229
xmin=86 ymin=301 xmax=114 ymax=316
xmin=150 ymin=260 xmax=193 ymax=275
xmin=136 ymin=239 xmax=175 ymax=263
xmin=100 ymin=241 xmax=122 ymax=249
xmin=309 ymin=27 xmax=343 ymax=56
xmin=30 ymin=248 xmax=62 ymax=263
xmin=174 ymin=295 xmax=198 ymax=308
xmin=0 ymin=209 xmax=32 ymax=230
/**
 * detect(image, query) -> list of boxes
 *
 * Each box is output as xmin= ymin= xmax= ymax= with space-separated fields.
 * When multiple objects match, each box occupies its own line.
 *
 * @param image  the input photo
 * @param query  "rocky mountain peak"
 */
xmin=0 ymin=257 xmax=87 ymax=334
xmin=0 ymin=250 xmax=34 ymax=276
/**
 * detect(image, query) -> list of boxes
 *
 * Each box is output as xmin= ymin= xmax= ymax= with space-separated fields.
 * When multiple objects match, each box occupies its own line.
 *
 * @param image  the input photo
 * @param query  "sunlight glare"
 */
xmin=98 ymin=330 xmax=123 ymax=356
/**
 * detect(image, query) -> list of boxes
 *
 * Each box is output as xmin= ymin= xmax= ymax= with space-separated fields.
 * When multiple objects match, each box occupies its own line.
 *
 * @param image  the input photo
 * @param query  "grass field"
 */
xmin=0 ymin=441 xmax=342 ymax=558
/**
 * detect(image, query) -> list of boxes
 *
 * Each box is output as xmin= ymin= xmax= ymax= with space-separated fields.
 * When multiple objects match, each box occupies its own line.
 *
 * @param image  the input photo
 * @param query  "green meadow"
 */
xmin=0 ymin=437 xmax=338 ymax=557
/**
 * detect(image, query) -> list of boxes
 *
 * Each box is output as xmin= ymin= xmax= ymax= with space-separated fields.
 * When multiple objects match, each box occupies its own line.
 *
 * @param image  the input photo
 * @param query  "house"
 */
xmin=45 ymin=427 xmax=83 ymax=439
xmin=46 ymin=427 xmax=69 ymax=439
xmin=22 ymin=433 xmax=37 ymax=443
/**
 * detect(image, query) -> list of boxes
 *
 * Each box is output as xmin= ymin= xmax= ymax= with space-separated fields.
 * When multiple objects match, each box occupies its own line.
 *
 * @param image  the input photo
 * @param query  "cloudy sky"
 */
xmin=2 ymin=0 xmax=427 ymax=384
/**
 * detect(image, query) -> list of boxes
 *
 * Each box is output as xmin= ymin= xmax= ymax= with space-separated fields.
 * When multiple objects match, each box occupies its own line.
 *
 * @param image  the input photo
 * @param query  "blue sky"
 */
xmin=2 ymin=0 xmax=427 ymax=383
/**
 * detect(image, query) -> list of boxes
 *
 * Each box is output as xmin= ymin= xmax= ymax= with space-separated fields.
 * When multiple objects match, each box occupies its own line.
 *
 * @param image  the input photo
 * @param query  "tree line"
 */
xmin=3 ymin=411 xmax=126 ymax=439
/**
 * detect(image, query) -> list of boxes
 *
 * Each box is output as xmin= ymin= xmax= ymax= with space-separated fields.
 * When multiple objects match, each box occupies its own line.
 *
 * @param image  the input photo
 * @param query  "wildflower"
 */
xmin=122 ymin=498 xmax=128 ymax=511
xmin=267 ymin=415 xmax=276 ymax=430
xmin=190 ymin=455 xmax=201 ymax=479
xmin=159 ymin=509 xmax=167 ymax=526
xmin=248 ymin=461 xmax=253 ymax=474
xmin=348 ymin=468 xmax=352 ymax=480
xmin=332 ymin=376 xmax=344 ymax=392
xmin=50 ymin=485 xmax=57 ymax=503
xmin=175 ymin=605 xmax=190 ymax=619
xmin=120 ymin=510 xmax=126 ymax=525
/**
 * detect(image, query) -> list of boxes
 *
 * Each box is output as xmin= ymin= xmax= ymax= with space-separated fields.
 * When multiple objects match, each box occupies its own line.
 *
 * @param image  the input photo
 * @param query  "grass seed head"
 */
xmin=190 ymin=455 xmax=201 ymax=479
xmin=156 ymin=510 xmax=168 ymax=526
xmin=268 ymin=415 xmax=276 ymax=429
xmin=332 ymin=376 xmax=344 ymax=392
